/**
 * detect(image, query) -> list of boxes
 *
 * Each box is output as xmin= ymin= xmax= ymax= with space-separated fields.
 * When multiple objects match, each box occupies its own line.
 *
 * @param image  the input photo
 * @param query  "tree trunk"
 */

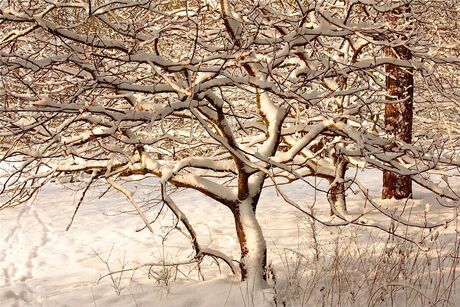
xmin=329 ymin=157 xmax=347 ymax=215
xmin=233 ymin=198 xmax=267 ymax=287
xmin=382 ymin=6 xmax=413 ymax=200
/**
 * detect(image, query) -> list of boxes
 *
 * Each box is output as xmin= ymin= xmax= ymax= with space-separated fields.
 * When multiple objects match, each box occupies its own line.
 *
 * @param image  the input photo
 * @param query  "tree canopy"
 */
xmin=1 ymin=0 xmax=459 ymax=284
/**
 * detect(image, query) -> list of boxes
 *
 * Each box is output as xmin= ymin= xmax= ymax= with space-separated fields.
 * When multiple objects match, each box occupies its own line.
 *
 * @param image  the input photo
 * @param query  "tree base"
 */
xmin=382 ymin=171 xmax=412 ymax=199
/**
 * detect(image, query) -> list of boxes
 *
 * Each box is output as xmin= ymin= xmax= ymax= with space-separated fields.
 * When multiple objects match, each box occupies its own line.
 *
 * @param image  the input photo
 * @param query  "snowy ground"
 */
xmin=1 ymin=169 xmax=459 ymax=306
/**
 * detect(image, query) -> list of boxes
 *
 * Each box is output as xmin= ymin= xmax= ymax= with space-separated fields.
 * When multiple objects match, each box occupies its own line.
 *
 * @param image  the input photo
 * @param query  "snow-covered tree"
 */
xmin=1 ymin=0 xmax=459 ymax=287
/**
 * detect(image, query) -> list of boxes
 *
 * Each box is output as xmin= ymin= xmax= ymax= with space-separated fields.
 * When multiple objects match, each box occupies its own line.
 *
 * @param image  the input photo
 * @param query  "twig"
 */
xmin=107 ymin=179 xmax=154 ymax=233
xmin=66 ymin=171 xmax=98 ymax=231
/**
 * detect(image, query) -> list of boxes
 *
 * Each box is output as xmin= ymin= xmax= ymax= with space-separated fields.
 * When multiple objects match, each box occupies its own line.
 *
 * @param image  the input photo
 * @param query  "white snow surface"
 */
xmin=1 ymin=169 xmax=459 ymax=306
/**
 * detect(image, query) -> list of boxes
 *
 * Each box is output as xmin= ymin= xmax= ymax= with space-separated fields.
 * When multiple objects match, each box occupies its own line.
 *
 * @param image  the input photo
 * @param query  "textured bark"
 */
xmin=382 ymin=7 xmax=413 ymax=200
xmin=234 ymin=204 xmax=249 ymax=279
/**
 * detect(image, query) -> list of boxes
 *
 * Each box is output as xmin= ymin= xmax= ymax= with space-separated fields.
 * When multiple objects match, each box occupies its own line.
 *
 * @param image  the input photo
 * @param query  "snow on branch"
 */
xmin=1 ymin=0 xmax=459 ymax=262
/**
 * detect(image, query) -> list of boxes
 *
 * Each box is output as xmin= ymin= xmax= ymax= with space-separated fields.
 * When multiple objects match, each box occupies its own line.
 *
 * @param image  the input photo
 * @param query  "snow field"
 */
xmin=1 ymin=169 xmax=459 ymax=306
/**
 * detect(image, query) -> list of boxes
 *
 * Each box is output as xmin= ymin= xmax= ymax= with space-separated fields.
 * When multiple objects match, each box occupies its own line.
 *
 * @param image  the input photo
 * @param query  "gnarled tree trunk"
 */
xmin=232 ymin=198 xmax=267 ymax=287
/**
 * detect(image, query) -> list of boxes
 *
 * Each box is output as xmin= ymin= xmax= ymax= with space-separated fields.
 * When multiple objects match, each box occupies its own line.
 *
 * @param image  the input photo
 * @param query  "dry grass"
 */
xmin=272 ymin=217 xmax=460 ymax=307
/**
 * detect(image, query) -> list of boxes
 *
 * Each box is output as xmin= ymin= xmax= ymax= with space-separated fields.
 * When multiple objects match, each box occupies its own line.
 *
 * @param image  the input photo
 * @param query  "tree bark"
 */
xmin=232 ymin=199 xmax=267 ymax=286
xmin=382 ymin=6 xmax=413 ymax=200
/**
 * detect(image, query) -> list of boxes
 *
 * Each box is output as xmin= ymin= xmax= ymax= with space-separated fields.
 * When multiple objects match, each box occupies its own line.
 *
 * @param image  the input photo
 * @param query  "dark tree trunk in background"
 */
xmin=382 ymin=7 xmax=413 ymax=200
